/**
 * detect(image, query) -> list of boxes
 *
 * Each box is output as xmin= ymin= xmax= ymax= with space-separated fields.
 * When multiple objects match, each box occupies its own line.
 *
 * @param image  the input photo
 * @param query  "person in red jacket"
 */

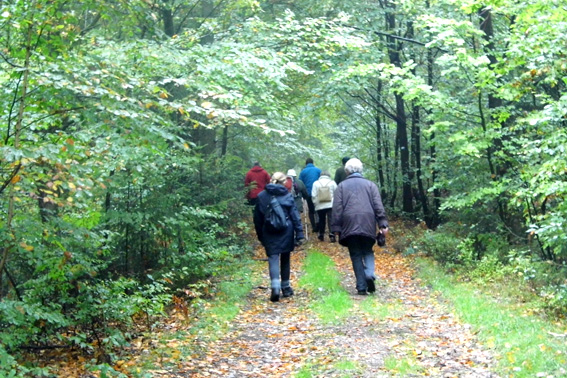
xmin=244 ymin=161 xmax=271 ymax=206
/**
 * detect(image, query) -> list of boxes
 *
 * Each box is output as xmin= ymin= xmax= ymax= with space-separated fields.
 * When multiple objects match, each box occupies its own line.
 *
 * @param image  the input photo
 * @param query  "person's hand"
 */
xmin=380 ymin=227 xmax=389 ymax=235
xmin=295 ymin=238 xmax=305 ymax=246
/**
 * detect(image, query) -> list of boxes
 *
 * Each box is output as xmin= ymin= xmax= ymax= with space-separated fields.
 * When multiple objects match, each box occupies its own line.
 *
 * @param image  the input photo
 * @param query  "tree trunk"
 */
xmin=478 ymin=7 xmax=507 ymax=223
xmin=162 ymin=7 xmax=174 ymax=37
xmin=221 ymin=124 xmax=228 ymax=156
xmin=427 ymin=47 xmax=441 ymax=228
xmin=411 ymin=102 xmax=429 ymax=219
xmin=407 ymin=21 xmax=428 ymax=220
xmin=191 ymin=0 xmax=217 ymax=155
xmin=375 ymin=81 xmax=387 ymax=200
xmin=384 ymin=4 xmax=413 ymax=213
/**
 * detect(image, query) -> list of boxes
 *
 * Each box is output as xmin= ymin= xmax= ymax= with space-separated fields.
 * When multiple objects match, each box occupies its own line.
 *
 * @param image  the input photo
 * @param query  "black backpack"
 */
xmin=265 ymin=196 xmax=288 ymax=232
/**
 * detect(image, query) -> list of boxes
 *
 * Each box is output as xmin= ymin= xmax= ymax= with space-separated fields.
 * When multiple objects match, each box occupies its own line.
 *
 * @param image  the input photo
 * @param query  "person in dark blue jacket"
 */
xmin=254 ymin=172 xmax=305 ymax=302
xmin=298 ymin=158 xmax=321 ymax=234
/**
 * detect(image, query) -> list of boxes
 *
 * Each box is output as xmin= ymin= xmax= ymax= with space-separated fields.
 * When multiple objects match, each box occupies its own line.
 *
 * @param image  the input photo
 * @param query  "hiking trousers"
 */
xmin=268 ymin=252 xmax=291 ymax=291
xmin=316 ymin=207 xmax=332 ymax=239
xmin=346 ymin=236 xmax=376 ymax=292
xmin=306 ymin=196 xmax=317 ymax=232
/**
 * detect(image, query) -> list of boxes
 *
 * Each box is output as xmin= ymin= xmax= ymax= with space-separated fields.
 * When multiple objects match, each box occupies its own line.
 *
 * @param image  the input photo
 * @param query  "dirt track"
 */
xmin=173 ymin=238 xmax=498 ymax=378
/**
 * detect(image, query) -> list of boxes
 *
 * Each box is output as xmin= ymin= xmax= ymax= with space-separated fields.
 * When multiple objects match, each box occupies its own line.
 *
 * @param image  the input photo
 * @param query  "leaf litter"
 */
xmin=157 ymin=223 xmax=499 ymax=377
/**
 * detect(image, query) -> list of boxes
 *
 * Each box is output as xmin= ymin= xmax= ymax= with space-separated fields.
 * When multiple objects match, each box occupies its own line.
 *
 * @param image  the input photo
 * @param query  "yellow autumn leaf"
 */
xmin=19 ymin=242 xmax=34 ymax=251
xmin=11 ymin=175 xmax=21 ymax=184
xmin=68 ymin=182 xmax=76 ymax=190
xmin=201 ymin=101 xmax=213 ymax=109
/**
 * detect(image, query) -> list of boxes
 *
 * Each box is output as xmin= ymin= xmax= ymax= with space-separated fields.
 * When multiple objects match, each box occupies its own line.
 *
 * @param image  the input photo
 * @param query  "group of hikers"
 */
xmin=244 ymin=158 xmax=389 ymax=302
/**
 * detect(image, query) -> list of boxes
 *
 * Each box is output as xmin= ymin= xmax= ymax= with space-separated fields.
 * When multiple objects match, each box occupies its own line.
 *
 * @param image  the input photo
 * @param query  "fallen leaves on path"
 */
xmin=158 ymin=222 xmax=499 ymax=377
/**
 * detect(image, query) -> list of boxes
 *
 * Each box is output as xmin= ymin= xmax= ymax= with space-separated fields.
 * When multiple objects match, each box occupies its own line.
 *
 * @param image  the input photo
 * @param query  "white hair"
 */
xmin=345 ymin=158 xmax=363 ymax=174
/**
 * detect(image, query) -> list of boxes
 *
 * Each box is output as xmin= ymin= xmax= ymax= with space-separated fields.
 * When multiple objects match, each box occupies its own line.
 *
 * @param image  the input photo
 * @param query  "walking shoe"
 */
xmin=318 ymin=235 xmax=324 ymax=241
xmin=270 ymin=288 xmax=280 ymax=302
xmin=357 ymin=290 xmax=368 ymax=296
xmin=329 ymin=235 xmax=336 ymax=243
xmin=282 ymin=287 xmax=294 ymax=298
xmin=366 ymin=278 xmax=376 ymax=293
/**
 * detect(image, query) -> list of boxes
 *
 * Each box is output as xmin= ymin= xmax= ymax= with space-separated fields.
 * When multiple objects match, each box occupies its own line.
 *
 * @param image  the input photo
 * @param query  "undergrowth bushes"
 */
xmin=0 ymin=156 xmax=253 ymax=377
xmin=414 ymin=222 xmax=567 ymax=315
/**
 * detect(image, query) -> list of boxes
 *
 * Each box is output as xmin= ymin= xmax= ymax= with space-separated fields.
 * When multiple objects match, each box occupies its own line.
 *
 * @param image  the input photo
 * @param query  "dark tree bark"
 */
xmin=407 ymin=21 xmax=429 ymax=221
xmin=191 ymin=0 xmax=217 ymax=155
xmin=427 ymin=47 xmax=441 ymax=228
xmin=384 ymin=1 xmax=413 ymax=213
xmin=478 ymin=7 xmax=508 ymax=224
xmin=221 ymin=124 xmax=228 ymax=156
xmin=374 ymin=81 xmax=387 ymax=201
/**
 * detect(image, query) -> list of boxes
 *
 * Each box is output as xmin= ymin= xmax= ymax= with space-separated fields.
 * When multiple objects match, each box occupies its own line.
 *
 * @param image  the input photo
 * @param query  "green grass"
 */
xmin=294 ymin=365 xmax=314 ymax=378
xmin=299 ymin=249 xmax=344 ymax=292
xmin=299 ymin=250 xmax=353 ymax=324
xmin=333 ymin=358 xmax=362 ymax=377
xmin=416 ymin=258 xmax=567 ymax=378
xmin=359 ymin=296 xmax=405 ymax=320
xmin=311 ymin=290 xmax=352 ymax=324
xmin=294 ymin=358 xmax=361 ymax=378
xmin=383 ymin=355 xmax=422 ymax=376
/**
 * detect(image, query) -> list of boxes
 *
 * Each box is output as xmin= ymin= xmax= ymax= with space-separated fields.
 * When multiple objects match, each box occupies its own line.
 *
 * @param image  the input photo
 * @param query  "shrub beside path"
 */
xmin=171 ymin=234 xmax=499 ymax=377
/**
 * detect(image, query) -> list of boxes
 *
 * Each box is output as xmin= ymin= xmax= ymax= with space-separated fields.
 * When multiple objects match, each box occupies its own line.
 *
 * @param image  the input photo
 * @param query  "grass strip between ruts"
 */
xmin=298 ymin=249 xmax=353 ymax=324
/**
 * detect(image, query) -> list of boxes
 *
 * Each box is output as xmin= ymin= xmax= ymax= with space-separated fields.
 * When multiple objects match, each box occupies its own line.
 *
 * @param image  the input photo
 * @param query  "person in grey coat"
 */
xmin=330 ymin=158 xmax=389 ymax=295
xmin=286 ymin=169 xmax=309 ymax=213
xmin=254 ymin=172 xmax=305 ymax=302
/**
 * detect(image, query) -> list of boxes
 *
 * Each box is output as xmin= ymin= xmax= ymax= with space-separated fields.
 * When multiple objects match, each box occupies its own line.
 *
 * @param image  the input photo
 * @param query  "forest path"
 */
xmin=167 ymin=227 xmax=499 ymax=378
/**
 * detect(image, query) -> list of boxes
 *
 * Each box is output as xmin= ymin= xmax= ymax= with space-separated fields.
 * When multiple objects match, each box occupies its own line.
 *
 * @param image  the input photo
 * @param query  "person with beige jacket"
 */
xmin=311 ymin=171 xmax=337 ymax=242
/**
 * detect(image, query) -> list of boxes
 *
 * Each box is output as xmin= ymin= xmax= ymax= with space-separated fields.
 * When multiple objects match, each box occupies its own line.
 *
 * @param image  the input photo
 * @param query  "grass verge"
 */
xmin=416 ymin=258 xmax=567 ymax=378
xmin=298 ymin=249 xmax=352 ymax=324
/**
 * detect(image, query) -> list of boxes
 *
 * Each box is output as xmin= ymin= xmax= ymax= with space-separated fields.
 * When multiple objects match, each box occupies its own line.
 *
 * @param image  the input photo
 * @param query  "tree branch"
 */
xmin=0 ymin=51 xmax=24 ymax=68
xmin=340 ymin=23 xmax=448 ymax=53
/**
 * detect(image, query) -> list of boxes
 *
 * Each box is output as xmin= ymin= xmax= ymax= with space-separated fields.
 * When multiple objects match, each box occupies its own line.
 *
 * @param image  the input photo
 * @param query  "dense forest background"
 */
xmin=1 ymin=0 xmax=566 ymax=375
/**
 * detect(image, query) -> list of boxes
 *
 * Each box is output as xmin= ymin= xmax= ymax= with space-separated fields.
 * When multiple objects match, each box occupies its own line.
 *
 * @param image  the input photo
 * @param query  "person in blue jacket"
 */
xmin=254 ymin=172 xmax=305 ymax=302
xmin=299 ymin=158 xmax=321 ymax=233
